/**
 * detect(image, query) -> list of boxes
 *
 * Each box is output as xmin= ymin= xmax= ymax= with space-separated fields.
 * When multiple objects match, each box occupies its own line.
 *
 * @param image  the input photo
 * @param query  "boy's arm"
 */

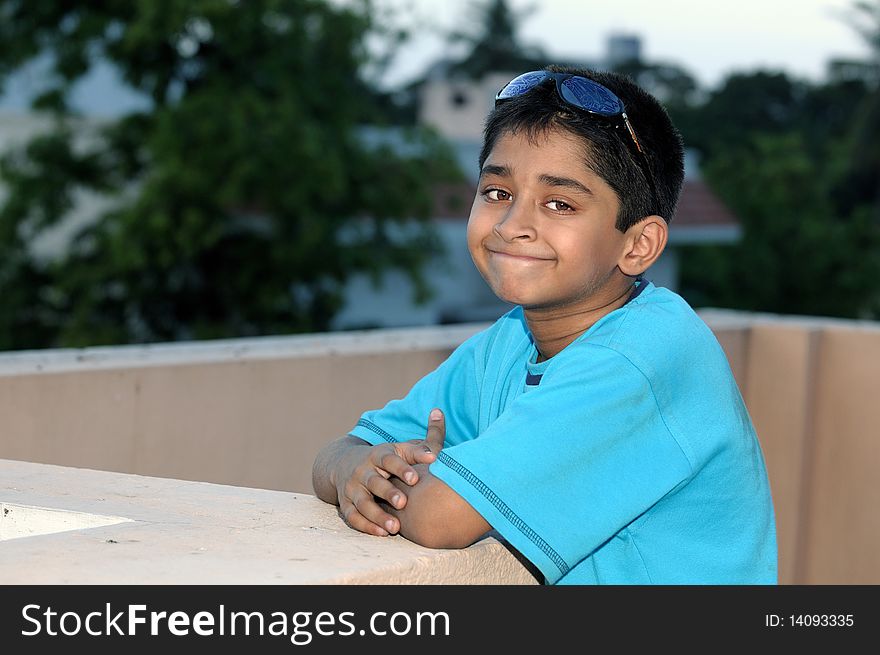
xmin=378 ymin=410 xmax=492 ymax=549
xmin=312 ymin=410 xmax=491 ymax=548
xmin=311 ymin=413 xmax=445 ymax=537
xmin=382 ymin=468 xmax=493 ymax=549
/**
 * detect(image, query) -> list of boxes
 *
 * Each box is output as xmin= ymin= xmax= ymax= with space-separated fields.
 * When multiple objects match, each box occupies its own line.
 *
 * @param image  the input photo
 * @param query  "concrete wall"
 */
xmin=1 ymin=313 xmax=879 ymax=584
xmin=0 ymin=326 xmax=484 ymax=495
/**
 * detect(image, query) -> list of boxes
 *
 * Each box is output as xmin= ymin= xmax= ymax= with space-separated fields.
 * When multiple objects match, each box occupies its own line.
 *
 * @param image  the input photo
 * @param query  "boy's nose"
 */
xmin=493 ymin=201 xmax=537 ymax=242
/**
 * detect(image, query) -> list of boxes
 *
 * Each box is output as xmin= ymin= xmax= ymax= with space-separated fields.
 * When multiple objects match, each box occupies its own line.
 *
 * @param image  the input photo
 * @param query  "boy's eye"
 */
xmin=547 ymin=199 xmax=574 ymax=212
xmin=483 ymin=188 xmax=511 ymax=201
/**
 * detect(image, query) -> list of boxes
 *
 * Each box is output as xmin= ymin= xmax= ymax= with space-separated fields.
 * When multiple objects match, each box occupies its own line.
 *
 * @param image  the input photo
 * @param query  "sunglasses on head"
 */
xmin=495 ymin=70 xmax=658 ymax=211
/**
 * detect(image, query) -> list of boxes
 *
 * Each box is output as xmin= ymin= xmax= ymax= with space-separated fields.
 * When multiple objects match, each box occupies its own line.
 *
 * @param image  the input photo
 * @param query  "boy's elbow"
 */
xmin=393 ymin=475 xmax=490 ymax=549
xmin=401 ymin=520 xmax=477 ymax=550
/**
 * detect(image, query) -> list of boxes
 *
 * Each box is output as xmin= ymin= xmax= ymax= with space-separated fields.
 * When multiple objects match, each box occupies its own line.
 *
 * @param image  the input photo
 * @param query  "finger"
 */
xmin=373 ymin=448 xmax=419 ymax=485
xmin=389 ymin=440 xmax=437 ymax=471
xmin=424 ymin=407 xmax=446 ymax=455
xmin=338 ymin=503 xmax=389 ymax=537
xmin=387 ymin=409 xmax=448 ymax=470
xmin=342 ymin=478 xmax=399 ymax=533
xmin=364 ymin=471 xmax=408 ymax=510
xmin=349 ymin=487 xmax=400 ymax=535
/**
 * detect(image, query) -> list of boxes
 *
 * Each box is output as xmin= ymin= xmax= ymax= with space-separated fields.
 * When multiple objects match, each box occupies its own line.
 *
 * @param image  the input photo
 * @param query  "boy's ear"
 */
xmin=618 ymin=215 xmax=668 ymax=277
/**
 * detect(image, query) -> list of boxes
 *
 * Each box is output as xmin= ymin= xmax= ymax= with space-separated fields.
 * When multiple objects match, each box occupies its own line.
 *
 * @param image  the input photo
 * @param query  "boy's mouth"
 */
xmin=486 ymin=247 xmax=554 ymax=263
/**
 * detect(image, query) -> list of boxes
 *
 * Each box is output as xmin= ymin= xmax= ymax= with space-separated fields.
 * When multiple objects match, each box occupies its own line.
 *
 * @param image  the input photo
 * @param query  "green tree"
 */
xmin=842 ymin=0 xmax=880 ymax=57
xmin=679 ymin=71 xmax=809 ymax=157
xmin=832 ymin=0 xmax=880 ymax=218
xmin=447 ymin=0 xmax=547 ymax=79
xmin=678 ymin=1 xmax=880 ymax=319
xmin=0 ymin=0 xmax=460 ymax=349
xmin=680 ymin=134 xmax=880 ymax=318
xmin=612 ymin=59 xmax=700 ymax=111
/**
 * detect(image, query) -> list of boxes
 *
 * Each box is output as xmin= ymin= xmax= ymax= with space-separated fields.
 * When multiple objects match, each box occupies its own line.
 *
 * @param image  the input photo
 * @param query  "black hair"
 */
xmin=479 ymin=65 xmax=685 ymax=230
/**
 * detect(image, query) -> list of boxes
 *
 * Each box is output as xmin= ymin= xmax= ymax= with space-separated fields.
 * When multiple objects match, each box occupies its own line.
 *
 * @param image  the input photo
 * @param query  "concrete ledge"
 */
xmin=0 ymin=323 xmax=490 ymax=377
xmin=0 ymin=502 xmax=132 ymax=541
xmin=0 ymin=459 xmax=539 ymax=585
xmin=698 ymin=308 xmax=880 ymax=333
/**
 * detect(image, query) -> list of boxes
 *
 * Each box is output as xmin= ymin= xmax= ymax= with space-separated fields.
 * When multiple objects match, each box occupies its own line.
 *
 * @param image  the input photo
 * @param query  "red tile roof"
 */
xmin=672 ymin=179 xmax=739 ymax=227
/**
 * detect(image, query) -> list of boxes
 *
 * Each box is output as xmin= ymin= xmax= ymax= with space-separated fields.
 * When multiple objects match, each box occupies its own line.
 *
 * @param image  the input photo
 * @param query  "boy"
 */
xmin=312 ymin=66 xmax=777 ymax=584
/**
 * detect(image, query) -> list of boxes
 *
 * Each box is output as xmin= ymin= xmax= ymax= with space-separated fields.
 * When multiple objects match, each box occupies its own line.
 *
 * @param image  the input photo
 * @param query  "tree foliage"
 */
xmin=680 ymin=133 xmax=880 ymax=317
xmin=677 ymin=1 xmax=880 ymax=319
xmin=446 ymin=0 xmax=547 ymax=78
xmin=612 ymin=59 xmax=700 ymax=112
xmin=0 ymin=0 xmax=460 ymax=349
xmin=832 ymin=1 xmax=880 ymax=217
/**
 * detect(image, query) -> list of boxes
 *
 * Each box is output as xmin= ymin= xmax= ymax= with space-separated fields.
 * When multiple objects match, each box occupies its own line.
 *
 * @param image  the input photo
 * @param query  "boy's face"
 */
xmin=467 ymin=128 xmax=630 ymax=311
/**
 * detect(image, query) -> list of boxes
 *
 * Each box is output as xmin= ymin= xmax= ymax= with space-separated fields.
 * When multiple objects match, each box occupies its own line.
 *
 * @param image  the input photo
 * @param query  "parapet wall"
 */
xmin=1 ymin=313 xmax=879 ymax=584
xmin=0 ymin=324 xmax=483 ymax=497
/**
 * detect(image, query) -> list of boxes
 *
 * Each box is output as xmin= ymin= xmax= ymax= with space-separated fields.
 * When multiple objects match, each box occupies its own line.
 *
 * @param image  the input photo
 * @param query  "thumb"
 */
xmin=424 ymin=408 xmax=446 ymax=455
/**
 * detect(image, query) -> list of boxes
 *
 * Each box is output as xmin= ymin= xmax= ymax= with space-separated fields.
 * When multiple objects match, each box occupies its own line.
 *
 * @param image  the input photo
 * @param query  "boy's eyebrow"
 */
xmin=478 ymin=163 xmax=511 ymax=180
xmin=538 ymin=174 xmax=593 ymax=196
xmin=478 ymin=165 xmax=594 ymax=197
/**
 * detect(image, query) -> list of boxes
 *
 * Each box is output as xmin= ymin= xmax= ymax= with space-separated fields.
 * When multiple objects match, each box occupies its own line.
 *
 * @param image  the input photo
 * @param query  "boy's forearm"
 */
xmin=382 ymin=467 xmax=492 ymax=549
xmin=311 ymin=435 xmax=370 ymax=505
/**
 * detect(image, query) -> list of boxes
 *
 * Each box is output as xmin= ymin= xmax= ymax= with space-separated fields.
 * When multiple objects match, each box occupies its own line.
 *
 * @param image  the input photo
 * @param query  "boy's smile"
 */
xmin=467 ymin=127 xmax=633 ymax=317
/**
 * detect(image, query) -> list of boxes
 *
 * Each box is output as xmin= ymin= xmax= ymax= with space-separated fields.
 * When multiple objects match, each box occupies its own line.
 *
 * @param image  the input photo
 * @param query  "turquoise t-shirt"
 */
xmin=350 ymin=282 xmax=778 ymax=585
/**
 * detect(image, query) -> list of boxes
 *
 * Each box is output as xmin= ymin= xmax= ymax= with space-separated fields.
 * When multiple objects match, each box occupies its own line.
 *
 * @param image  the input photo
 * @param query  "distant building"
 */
xmin=419 ymin=71 xmax=511 ymax=142
xmin=418 ymin=33 xmax=650 ymax=142
xmin=605 ymin=33 xmax=642 ymax=68
xmin=826 ymin=57 xmax=880 ymax=86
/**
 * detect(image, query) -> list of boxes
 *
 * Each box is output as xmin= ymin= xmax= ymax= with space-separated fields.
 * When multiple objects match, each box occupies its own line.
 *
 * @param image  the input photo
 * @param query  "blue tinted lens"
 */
xmin=558 ymin=77 xmax=624 ymax=116
xmin=496 ymin=71 xmax=550 ymax=100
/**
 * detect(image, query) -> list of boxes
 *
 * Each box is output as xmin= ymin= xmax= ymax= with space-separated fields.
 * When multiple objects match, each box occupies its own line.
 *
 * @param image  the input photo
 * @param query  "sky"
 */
xmin=0 ymin=0 xmax=872 ymax=116
xmin=369 ymin=0 xmax=873 ymax=89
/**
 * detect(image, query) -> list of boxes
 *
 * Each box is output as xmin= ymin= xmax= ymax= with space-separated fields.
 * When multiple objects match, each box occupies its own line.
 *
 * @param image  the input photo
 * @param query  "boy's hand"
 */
xmin=337 ymin=408 xmax=446 ymax=537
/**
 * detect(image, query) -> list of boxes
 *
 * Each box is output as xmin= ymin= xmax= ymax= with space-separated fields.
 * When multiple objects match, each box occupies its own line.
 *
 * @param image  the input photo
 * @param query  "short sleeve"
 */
xmin=349 ymin=328 xmax=486 ymax=449
xmin=428 ymin=343 xmax=693 ymax=585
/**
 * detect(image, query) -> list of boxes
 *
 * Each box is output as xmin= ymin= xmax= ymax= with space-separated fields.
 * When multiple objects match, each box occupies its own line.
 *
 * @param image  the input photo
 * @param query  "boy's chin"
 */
xmin=482 ymin=277 xmax=546 ymax=307
xmin=484 ymin=283 xmax=516 ymax=303
xmin=491 ymin=289 xmax=539 ymax=307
